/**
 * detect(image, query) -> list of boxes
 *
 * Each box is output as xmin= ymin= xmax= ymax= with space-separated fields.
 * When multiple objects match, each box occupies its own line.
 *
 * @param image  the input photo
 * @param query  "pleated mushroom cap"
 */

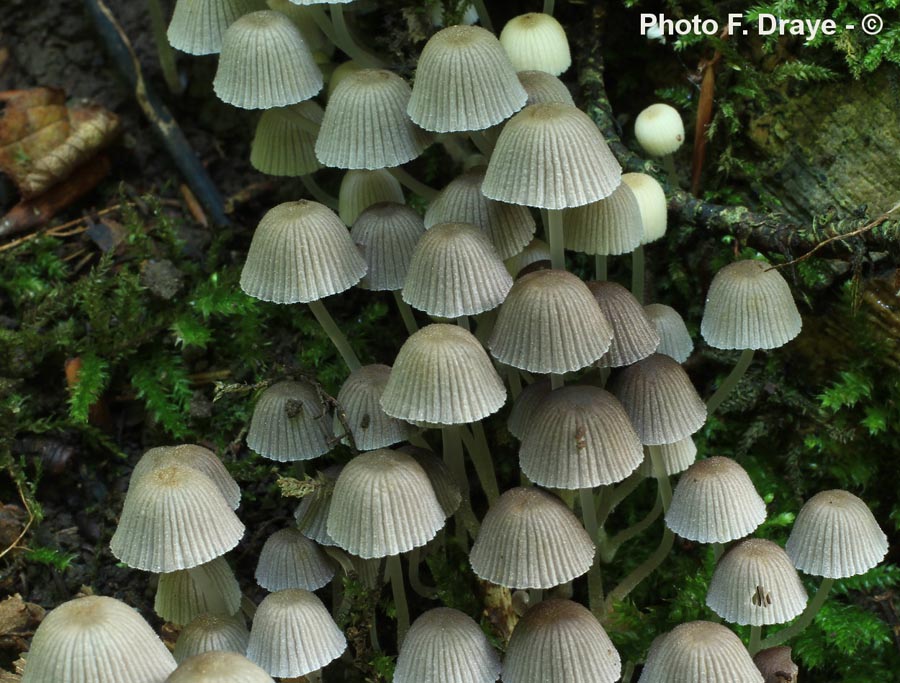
xmin=381 ymin=324 xmax=507 ymax=426
xmin=398 ymin=445 xmax=462 ymax=517
xmin=622 ymin=173 xmax=667 ymax=244
xmin=610 ymin=353 xmax=706 ymax=445
xmin=517 ymin=70 xmax=574 ymax=106
xmin=644 ymin=303 xmax=694 ymax=363
xmin=589 ymin=281 xmax=661 ymax=367
xmin=402 ymin=222 xmax=513 ymax=318
xmin=335 ymin=364 xmax=413 ymax=450
xmin=155 ymin=556 xmax=242 ymax=625
xmin=167 ymin=0 xmax=264 ymax=56
xmin=469 ymin=487 xmax=594 ymax=589
xmin=519 ymin=386 xmax=644 ymax=489
xmin=213 ymin=10 xmax=322 ymax=109
xmin=246 ymin=589 xmax=346 ymax=678
xmin=21 ymin=595 xmax=176 ymax=683
xmin=488 ymin=269 xmax=613 ymax=374
xmin=637 ymin=621 xmax=763 ymax=683
xmin=240 ymin=200 xmax=366 ymax=304
xmin=394 ymin=607 xmax=500 ymax=683
xmin=563 ymin=181 xmax=643 ymax=256
xmin=166 ymin=652 xmax=274 ymax=683
xmin=706 ymin=539 xmax=808 ymax=626
xmin=482 ymin=103 xmax=621 ymax=209
xmin=174 ymin=614 xmax=250 ymax=664
xmin=110 ymin=464 xmax=245 ymax=573
xmin=505 ymin=238 xmax=551 ymax=277
xmin=785 ymin=489 xmax=888 ymax=579
xmin=351 ymin=202 xmax=424 ymax=291
xmin=326 ymin=449 xmax=446 ymax=558
xmin=294 ymin=465 xmax=342 ymax=546
xmin=701 ymin=260 xmax=802 ymax=350
xmin=499 ymin=13 xmax=571 ymax=76
xmin=250 ymin=102 xmax=323 ymax=176
xmin=255 ymin=527 xmax=335 ymax=591
xmin=408 ymin=25 xmax=527 ymax=133
xmin=638 ymin=435 xmax=697 ymax=477
xmin=131 ymin=444 xmax=240 ymax=510
xmin=665 ymin=457 xmax=766 ymax=543
xmin=503 ymin=599 xmax=620 ymax=683
xmin=338 ymin=168 xmax=405 ymax=225
xmin=507 ymin=378 xmax=551 ymax=440
xmin=246 ymin=380 xmax=332 ymax=462
xmin=635 ymin=103 xmax=685 ymax=158
xmin=424 ymin=167 xmax=536 ymax=259
xmin=315 ymin=69 xmax=429 ymax=169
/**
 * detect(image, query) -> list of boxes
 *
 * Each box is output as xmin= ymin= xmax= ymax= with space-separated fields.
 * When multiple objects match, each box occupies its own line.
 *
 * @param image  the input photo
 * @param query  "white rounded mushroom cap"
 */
xmin=499 ymin=13 xmax=571 ymax=76
xmin=166 ymin=651 xmax=274 ymax=683
xmin=173 ymin=614 xmax=250 ymax=664
xmin=622 ymin=173 xmax=667 ymax=244
xmin=634 ymin=103 xmax=685 ymax=157
xmin=785 ymin=489 xmax=888 ymax=579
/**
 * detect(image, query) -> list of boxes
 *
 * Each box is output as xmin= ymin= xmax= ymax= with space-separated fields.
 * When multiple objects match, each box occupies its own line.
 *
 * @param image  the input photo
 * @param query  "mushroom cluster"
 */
xmin=19 ymin=3 xmax=890 ymax=683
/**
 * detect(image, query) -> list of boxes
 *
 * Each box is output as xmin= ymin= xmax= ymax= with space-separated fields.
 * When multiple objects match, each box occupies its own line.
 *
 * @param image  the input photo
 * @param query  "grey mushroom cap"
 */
xmin=610 ymin=353 xmax=707 ymax=446
xmin=563 ymin=182 xmax=643 ymax=256
xmin=246 ymin=380 xmax=333 ymax=462
xmin=334 ymin=364 xmax=413 ymax=450
xmin=155 ymin=556 xmax=242 ymax=625
xmin=351 ymin=203 xmax=424 ymax=292
xmin=173 ymin=613 xmax=250 ymax=664
xmin=255 ymin=527 xmax=336 ymax=592
xmin=785 ymin=489 xmax=888 ymax=579
xmin=503 ymin=599 xmax=620 ymax=683
xmin=507 ymin=378 xmax=552 ymax=440
xmin=394 ymin=607 xmax=501 ymax=683
xmin=338 ymin=168 xmax=405 ymax=225
xmin=589 ymin=281 xmax=661 ymax=367
xmin=638 ymin=621 xmax=763 ymax=683
xmin=644 ymin=303 xmax=694 ymax=364
xmin=701 ymin=259 xmax=802 ymax=350
xmin=131 ymin=444 xmax=240 ymax=510
xmin=166 ymin=651 xmax=275 ymax=683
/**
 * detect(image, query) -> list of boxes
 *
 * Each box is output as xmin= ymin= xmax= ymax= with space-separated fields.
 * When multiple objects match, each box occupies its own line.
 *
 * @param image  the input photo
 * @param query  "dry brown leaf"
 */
xmin=0 ymin=595 xmax=44 ymax=653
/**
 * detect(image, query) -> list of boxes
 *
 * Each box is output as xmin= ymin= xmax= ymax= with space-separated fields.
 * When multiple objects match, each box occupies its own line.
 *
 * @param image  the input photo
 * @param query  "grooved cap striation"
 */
xmin=563 ymin=181 xmax=643 ymax=256
xmin=167 ymin=0 xmax=265 ymax=56
xmin=246 ymin=380 xmax=333 ymax=462
xmin=166 ymin=651 xmax=274 ymax=683
xmin=351 ymin=203 xmax=424 ymax=291
xmin=255 ymin=527 xmax=335 ymax=592
xmin=173 ymin=614 xmax=250 ymax=664
xmin=644 ymin=303 xmax=694 ymax=363
xmin=589 ymin=281 xmax=661 ymax=367
xmin=250 ymin=102 xmax=323 ymax=177
xmin=132 ymin=444 xmax=240 ymax=510
xmin=155 ymin=556 xmax=242 ymax=625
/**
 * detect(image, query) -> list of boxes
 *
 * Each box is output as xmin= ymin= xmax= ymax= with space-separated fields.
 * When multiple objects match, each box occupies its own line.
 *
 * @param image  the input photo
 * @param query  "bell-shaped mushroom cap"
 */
xmin=644 ymin=303 xmax=694 ymax=363
xmin=638 ymin=435 xmax=697 ymax=477
xmin=110 ymin=464 xmax=245 ymax=573
xmin=315 ymin=69 xmax=429 ymax=169
xmin=634 ymin=103 xmax=685 ymax=158
xmin=351 ymin=203 xmax=424 ymax=291
xmin=520 ymin=386 xmax=643 ymax=489
xmin=250 ymin=102 xmax=323 ymax=177
xmin=424 ymin=167 xmax=535 ymax=259
xmin=505 ymin=238 xmax=551 ymax=277
xmin=621 ymin=172 xmax=667 ymax=244
xmin=499 ymin=13 xmax=571 ymax=76
xmin=294 ymin=465 xmax=341 ymax=546
xmin=166 ymin=652 xmax=274 ymax=683
xmin=517 ymin=70 xmax=574 ymax=106
xmin=246 ymin=380 xmax=332 ymax=462
xmin=131 ymin=444 xmax=240 ymax=510
xmin=338 ymin=168 xmax=405 ymax=225
xmin=21 ymin=595 xmax=177 ymax=683
xmin=507 ymin=378 xmax=551 ymax=439
xmin=707 ymin=539 xmax=808 ymax=626
xmin=327 ymin=59 xmax=364 ymax=99
xmin=482 ymin=103 xmax=621 ymax=210
xmin=240 ymin=200 xmax=366 ymax=304
xmin=503 ymin=599 xmax=620 ymax=683
xmin=610 ymin=353 xmax=707 ymax=445
xmin=398 ymin=445 xmax=462 ymax=517
xmin=334 ymin=364 xmax=412 ymax=450
xmin=785 ymin=489 xmax=888 ymax=579
xmin=637 ymin=621 xmax=763 ymax=683
xmin=213 ymin=11 xmax=323 ymax=109
xmin=394 ymin=607 xmax=500 ymax=683
xmin=167 ymin=0 xmax=264 ymax=56
xmin=255 ymin=527 xmax=335 ymax=591
xmin=589 ymin=281 xmax=661 ymax=367
xmin=155 ymin=556 xmax=242 ymax=625
xmin=665 ymin=457 xmax=767 ymax=543
xmin=701 ymin=260 xmax=802 ymax=351
xmin=408 ymin=25 xmax=527 ymax=133
xmin=381 ymin=324 xmax=507 ymax=426
xmin=489 ymin=270 xmax=613 ymax=374
xmin=752 ymin=646 xmax=798 ymax=683
xmin=326 ymin=449 xmax=445 ymax=558
xmin=563 ymin=181 xmax=643 ymax=256
xmin=246 ymin=589 xmax=346 ymax=678
xmin=174 ymin=614 xmax=250 ymax=664
xmin=402 ymin=222 xmax=513 ymax=318
xmin=470 ymin=487 xmax=594 ymax=589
